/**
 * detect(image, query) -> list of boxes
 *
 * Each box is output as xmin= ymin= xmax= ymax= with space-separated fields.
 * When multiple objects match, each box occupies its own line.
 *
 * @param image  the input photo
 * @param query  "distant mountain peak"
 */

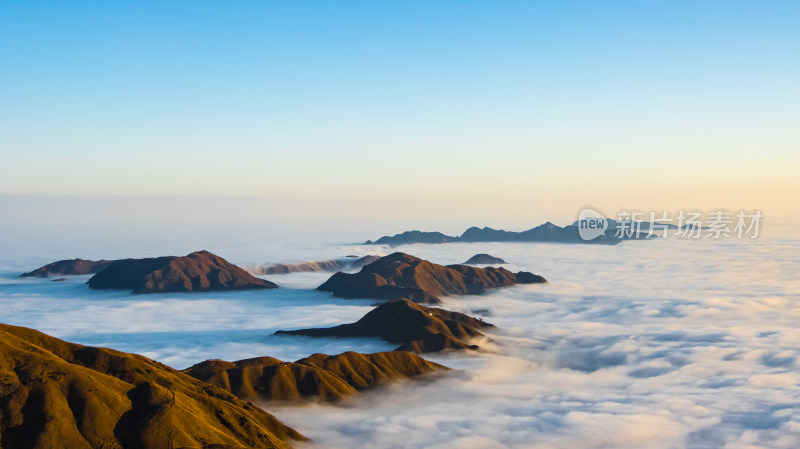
xmin=87 ymin=250 xmax=277 ymax=293
xmin=367 ymin=221 xmax=627 ymax=246
xmin=316 ymin=252 xmax=545 ymax=304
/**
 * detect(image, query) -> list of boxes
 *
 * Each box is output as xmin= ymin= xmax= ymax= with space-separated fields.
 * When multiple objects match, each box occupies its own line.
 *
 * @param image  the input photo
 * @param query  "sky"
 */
xmin=1 ymin=1 xmax=798 ymax=225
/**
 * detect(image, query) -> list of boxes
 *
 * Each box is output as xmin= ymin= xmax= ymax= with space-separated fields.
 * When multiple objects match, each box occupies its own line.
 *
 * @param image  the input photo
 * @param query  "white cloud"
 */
xmin=2 ymin=234 xmax=800 ymax=447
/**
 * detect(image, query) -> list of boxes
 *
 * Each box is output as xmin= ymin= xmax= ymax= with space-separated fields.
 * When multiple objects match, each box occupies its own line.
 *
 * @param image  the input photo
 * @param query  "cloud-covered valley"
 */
xmin=1 ymin=233 xmax=798 ymax=448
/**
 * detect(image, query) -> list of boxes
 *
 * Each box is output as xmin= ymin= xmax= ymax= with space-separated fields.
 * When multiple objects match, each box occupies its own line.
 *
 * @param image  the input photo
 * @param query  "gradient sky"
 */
xmin=1 ymin=1 xmax=798 ymax=223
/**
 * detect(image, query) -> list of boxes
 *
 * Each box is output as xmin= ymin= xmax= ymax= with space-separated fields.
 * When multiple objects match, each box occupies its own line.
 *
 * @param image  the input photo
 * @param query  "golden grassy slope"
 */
xmin=0 ymin=323 xmax=304 ymax=449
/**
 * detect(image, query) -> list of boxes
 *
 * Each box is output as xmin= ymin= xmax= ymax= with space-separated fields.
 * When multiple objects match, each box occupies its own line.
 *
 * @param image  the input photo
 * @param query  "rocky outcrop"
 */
xmin=463 ymin=254 xmax=507 ymax=265
xmin=20 ymin=259 xmax=113 ymax=278
xmin=0 ymin=322 xmax=304 ymax=449
xmin=184 ymin=351 xmax=447 ymax=402
xmin=316 ymin=252 xmax=546 ymax=304
xmin=514 ymin=271 xmax=547 ymax=283
xmin=87 ymin=250 xmax=277 ymax=294
xmin=246 ymin=255 xmax=381 ymax=275
xmin=276 ymin=299 xmax=494 ymax=353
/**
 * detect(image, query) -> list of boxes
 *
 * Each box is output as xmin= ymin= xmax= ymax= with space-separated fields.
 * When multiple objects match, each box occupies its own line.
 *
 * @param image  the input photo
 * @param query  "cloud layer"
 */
xmin=1 ymin=234 xmax=799 ymax=448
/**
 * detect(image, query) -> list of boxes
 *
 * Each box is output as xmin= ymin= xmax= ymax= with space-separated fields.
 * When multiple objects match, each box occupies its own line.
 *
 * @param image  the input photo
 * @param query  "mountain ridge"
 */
xmin=183 ymin=351 xmax=448 ymax=402
xmin=0 ymin=322 xmax=304 ymax=449
xmin=364 ymin=221 xmax=655 ymax=245
xmin=316 ymin=252 xmax=546 ymax=304
xmin=276 ymin=298 xmax=495 ymax=353
xmin=87 ymin=250 xmax=277 ymax=293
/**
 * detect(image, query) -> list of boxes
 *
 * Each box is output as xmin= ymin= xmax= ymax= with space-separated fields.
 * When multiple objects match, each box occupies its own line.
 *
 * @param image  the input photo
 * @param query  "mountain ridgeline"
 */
xmin=87 ymin=250 xmax=277 ymax=294
xmin=463 ymin=254 xmax=507 ymax=265
xmin=365 ymin=221 xmax=640 ymax=245
xmin=183 ymin=351 xmax=447 ymax=402
xmin=277 ymin=298 xmax=495 ymax=353
xmin=316 ymin=252 xmax=546 ymax=304
xmin=20 ymin=258 xmax=114 ymax=278
xmin=0 ymin=323 xmax=304 ymax=449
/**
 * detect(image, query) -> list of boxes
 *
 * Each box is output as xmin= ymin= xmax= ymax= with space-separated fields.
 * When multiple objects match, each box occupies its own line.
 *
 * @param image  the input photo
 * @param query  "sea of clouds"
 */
xmin=1 ymin=228 xmax=799 ymax=448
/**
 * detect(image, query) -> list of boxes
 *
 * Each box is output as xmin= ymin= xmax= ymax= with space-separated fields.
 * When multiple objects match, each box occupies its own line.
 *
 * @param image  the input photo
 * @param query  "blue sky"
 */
xmin=1 ymin=1 xmax=798 ymax=222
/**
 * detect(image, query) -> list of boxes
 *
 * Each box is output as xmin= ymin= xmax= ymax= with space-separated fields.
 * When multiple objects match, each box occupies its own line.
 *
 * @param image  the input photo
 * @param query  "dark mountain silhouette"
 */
xmin=246 ymin=255 xmax=381 ymax=275
xmin=0 ymin=322 xmax=304 ymax=449
xmin=514 ymin=271 xmax=548 ymax=283
xmin=20 ymin=258 xmax=114 ymax=278
xmin=463 ymin=254 xmax=507 ymax=264
xmin=365 ymin=231 xmax=460 ymax=245
xmin=184 ymin=351 xmax=447 ymax=402
xmin=276 ymin=298 xmax=494 ymax=353
xmin=364 ymin=221 xmax=635 ymax=245
xmin=87 ymin=250 xmax=277 ymax=294
xmin=317 ymin=252 xmax=546 ymax=304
